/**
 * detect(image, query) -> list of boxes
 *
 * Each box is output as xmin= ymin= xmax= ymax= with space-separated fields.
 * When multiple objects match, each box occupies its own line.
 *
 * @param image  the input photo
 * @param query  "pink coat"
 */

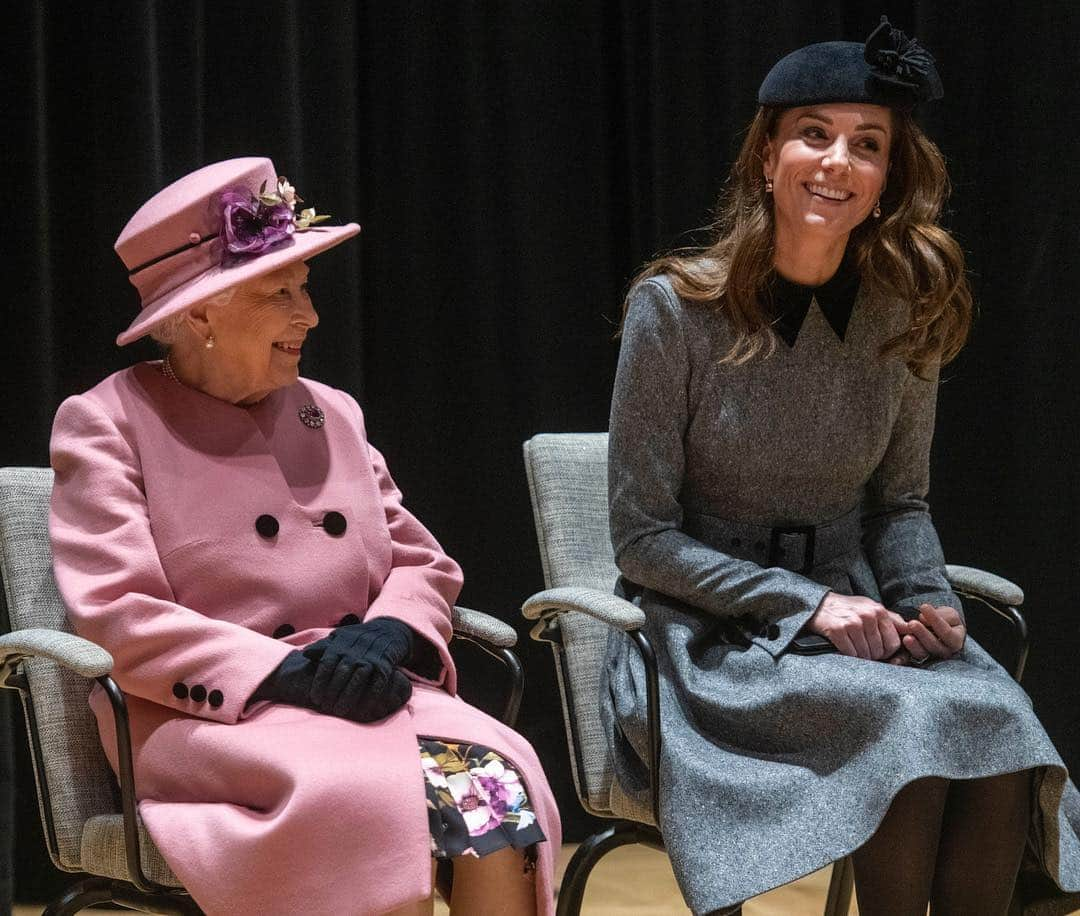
xmin=49 ymin=363 xmax=560 ymax=916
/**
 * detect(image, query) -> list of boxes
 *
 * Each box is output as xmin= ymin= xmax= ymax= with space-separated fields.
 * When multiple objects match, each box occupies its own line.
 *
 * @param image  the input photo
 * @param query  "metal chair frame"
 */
xmin=536 ymin=594 xmax=1028 ymax=916
xmin=1 ymin=567 xmax=525 ymax=915
xmin=522 ymin=436 xmax=1030 ymax=916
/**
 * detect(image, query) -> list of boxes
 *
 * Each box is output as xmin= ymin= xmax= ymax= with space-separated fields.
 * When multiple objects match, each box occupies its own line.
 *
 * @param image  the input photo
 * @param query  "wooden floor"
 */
xmin=12 ymin=843 xmax=851 ymax=915
xmin=12 ymin=843 xmax=1079 ymax=914
xmin=540 ymin=843 xmax=853 ymax=915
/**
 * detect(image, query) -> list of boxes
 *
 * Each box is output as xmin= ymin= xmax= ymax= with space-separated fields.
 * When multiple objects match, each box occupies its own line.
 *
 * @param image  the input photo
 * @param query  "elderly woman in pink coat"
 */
xmin=47 ymin=157 xmax=560 ymax=916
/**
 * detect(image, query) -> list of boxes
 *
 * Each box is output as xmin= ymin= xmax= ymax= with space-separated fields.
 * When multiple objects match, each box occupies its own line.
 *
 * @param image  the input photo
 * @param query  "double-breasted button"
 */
xmin=208 ymin=689 xmax=224 ymax=708
xmin=172 ymin=682 xmax=189 ymax=700
xmin=730 ymin=537 xmax=742 ymax=549
xmin=766 ymin=623 xmax=781 ymax=640
xmin=321 ymin=511 xmax=347 ymax=536
xmin=337 ymin=613 xmax=360 ymax=627
xmin=190 ymin=684 xmax=207 ymax=703
xmin=255 ymin=514 xmax=280 ymax=538
xmin=754 ymin=540 xmax=767 ymax=554
xmin=272 ymin=623 xmax=296 ymax=639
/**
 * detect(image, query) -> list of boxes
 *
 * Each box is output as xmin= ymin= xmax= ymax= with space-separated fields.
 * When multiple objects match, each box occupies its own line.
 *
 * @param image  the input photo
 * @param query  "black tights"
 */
xmin=851 ymin=772 xmax=1032 ymax=916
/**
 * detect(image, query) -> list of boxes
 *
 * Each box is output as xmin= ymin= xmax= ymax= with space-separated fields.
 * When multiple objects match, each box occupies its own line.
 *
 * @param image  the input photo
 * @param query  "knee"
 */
xmin=452 ymin=846 xmax=537 ymax=884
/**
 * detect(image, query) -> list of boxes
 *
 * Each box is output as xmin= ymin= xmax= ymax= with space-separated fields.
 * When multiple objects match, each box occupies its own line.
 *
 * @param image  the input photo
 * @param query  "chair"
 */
xmin=521 ymin=432 xmax=1032 ymax=916
xmin=0 ymin=466 xmax=525 ymax=916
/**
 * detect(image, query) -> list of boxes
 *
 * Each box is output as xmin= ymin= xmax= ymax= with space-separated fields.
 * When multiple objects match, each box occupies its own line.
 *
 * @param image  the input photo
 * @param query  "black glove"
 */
xmin=302 ymin=618 xmax=415 ymax=722
xmin=249 ymin=636 xmax=411 ymax=723
xmin=249 ymin=650 xmax=318 ymax=707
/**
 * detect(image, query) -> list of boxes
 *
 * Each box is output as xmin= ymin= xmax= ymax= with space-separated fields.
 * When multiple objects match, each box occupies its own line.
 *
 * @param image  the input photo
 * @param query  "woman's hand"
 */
xmin=303 ymin=618 xmax=415 ymax=721
xmin=900 ymin=603 xmax=966 ymax=662
xmin=806 ymin=593 xmax=906 ymax=660
xmin=884 ymin=648 xmax=914 ymax=666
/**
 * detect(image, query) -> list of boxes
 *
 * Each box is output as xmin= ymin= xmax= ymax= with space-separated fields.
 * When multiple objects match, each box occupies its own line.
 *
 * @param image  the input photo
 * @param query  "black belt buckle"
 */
xmin=769 ymin=524 xmax=816 ymax=574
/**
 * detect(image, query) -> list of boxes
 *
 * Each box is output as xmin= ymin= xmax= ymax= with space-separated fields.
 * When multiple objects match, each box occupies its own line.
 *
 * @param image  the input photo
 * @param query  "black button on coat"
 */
xmin=321 ymin=511 xmax=347 ymax=536
xmin=255 ymin=514 xmax=280 ymax=538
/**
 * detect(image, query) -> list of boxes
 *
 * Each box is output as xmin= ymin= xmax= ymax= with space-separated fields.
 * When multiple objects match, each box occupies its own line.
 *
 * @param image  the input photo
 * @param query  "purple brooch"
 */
xmin=298 ymin=404 xmax=325 ymax=429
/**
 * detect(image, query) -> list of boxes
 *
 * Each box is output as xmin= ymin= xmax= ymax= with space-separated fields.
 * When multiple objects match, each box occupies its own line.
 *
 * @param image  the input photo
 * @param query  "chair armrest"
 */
xmin=451 ymin=606 xmax=518 ymax=648
xmin=0 ymin=630 xmax=167 ymax=893
xmin=0 ymin=628 xmax=113 ymax=681
xmin=450 ymin=607 xmax=522 ymax=727
xmin=521 ymin=586 xmax=647 ymax=632
xmin=945 ymin=565 xmax=1025 ymax=607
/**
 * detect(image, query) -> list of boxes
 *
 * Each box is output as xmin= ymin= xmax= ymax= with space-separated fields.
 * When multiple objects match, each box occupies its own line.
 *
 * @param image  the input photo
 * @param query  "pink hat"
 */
xmin=114 ymin=157 xmax=360 ymax=346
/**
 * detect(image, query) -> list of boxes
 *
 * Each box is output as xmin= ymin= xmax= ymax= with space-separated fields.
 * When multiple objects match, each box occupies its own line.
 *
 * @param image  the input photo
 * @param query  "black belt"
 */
xmin=682 ymin=505 xmax=862 ymax=575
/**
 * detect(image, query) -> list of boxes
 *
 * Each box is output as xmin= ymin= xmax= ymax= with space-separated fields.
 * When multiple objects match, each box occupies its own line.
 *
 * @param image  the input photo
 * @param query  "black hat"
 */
xmin=758 ymin=17 xmax=943 ymax=112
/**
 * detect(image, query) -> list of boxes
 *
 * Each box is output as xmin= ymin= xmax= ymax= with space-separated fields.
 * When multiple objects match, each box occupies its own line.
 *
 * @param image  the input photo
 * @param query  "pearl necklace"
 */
xmin=160 ymin=354 xmax=271 ymax=409
xmin=161 ymin=354 xmax=185 ymax=387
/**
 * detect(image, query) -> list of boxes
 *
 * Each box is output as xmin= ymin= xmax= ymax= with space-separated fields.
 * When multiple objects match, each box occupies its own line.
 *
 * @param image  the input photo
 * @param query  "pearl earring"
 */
xmin=205 ymin=335 xmax=215 ymax=349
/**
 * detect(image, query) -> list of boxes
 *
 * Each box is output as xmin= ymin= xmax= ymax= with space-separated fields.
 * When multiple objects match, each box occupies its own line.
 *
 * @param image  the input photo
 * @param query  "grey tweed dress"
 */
xmin=600 ymin=272 xmax=1080 ymax=914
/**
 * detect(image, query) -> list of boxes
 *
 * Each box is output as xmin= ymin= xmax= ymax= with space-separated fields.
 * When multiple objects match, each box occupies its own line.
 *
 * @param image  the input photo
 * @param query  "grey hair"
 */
xmin=150 ymin=288 xmax=236 ymax=348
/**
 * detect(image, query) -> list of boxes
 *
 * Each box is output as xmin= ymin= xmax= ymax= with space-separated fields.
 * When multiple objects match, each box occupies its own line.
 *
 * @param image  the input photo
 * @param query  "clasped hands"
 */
xmin=250 ymin=617 xmax=415 ymax=722
xmin=806 ymin=593 xmax=966 ymax=665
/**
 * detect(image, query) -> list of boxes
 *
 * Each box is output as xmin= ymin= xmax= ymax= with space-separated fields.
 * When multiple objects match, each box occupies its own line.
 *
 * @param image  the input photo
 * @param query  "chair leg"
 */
xmin=42 ymin=877 xmax=113 ymax=916
xmin=42 ymin=876 xmax=203 ymax=916
xmin=556 ymin=821 xmax=646 ymax=916
xmin=823 ymin=856 xmax=854 ymax=916
xmin=111 ymin=887 xmax=204 ymax=915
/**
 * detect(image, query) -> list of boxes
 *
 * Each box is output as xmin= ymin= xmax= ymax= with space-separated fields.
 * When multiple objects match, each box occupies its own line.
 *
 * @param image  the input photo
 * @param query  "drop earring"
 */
xmin=873 ymin=201 xmax=882 ymax=218
xmin=205 ymin=335 xmax=216 ymax=349
xmin=765 ymin=177 xmax=774 ymax=194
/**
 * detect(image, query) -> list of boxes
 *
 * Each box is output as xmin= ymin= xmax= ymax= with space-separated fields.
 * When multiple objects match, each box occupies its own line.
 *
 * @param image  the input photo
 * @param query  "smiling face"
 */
xmin=763 ymin=103 xmax=892 ymax=244
xmin=200 ymin=261 xmax=318 ymax=403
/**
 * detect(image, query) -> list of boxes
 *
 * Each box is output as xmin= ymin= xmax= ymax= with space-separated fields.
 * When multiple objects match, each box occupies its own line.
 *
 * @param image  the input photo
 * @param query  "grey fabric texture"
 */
xmin=450 ymin=605 xmax=518 ymax=648
xmin=523 ymin=434 xmax=632 ymax=819
xmin=80 ymin=814 xmax=182 ymax=887
xmin=0 ymin=628 xmax=113 ymax=678
xmin=606 ymin=277 xmax=961 ymax=652
xmin=946 ymin=563 xmax=1025 ymax=607
xmin=0 ymin=690 xmax=12 ymax=914
xmin=0 ymin=467 xmax=176 ymax=883
xmin=521 ymin=587 xmax=646 ymax=631
xmin=600 ymin=276 xmax=1080 ymax=914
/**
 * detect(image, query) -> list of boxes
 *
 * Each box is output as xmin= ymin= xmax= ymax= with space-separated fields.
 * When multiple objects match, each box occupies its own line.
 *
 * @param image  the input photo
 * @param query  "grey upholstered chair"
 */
xmin=521 ymin=432 xmax=1033 ymax=916
xmin=0 ymin=466 xmax=524 ymax=916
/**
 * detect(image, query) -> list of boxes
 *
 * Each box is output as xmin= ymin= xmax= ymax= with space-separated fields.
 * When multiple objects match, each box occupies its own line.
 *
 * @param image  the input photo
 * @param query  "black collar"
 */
xmin=766 ymin=256 xmax=862 ymax=348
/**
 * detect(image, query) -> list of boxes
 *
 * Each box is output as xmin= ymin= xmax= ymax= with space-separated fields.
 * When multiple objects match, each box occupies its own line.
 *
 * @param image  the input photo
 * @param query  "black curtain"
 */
xmin=6 ymin=0 xmax=1078 ymax=903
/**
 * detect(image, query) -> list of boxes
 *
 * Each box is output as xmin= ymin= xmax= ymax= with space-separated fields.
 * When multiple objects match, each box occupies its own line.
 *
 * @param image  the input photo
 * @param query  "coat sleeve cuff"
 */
xmin=749 ymin=583 xmax=832 ymax=658
xmin=184 ymin=640 xmax=296 ymax=724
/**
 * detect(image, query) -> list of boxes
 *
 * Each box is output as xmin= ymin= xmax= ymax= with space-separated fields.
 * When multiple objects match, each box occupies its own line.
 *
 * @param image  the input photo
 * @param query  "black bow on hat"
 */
xmin=864 ymin=16 xmax=943 ymax=104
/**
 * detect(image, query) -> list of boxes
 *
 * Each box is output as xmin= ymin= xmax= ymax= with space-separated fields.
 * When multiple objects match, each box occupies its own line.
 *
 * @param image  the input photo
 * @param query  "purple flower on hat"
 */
xmin=216 ymin=176 xmax=335 ymax=265
xmin=219 ymin=186 xmax=295 ymax=258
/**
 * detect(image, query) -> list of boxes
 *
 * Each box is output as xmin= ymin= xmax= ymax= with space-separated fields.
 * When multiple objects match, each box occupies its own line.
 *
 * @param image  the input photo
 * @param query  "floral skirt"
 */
xmin=419 ymin=739 xmax=546 ymax=868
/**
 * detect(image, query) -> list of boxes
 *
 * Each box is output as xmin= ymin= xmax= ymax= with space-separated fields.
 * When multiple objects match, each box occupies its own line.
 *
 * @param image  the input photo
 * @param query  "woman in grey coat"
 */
xmin=601 ymin=19 xmax=1080 ymax=916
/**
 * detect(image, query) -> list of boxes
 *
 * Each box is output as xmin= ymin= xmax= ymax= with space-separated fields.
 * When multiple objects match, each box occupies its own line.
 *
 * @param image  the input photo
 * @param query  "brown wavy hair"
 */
xmin=628 ymin=106 xmax=973 ymax=375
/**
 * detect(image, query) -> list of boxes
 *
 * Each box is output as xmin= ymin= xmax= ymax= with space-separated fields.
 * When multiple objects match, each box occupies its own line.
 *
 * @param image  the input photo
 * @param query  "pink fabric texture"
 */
xmin=114 ymin=157 xmax=360 ymax=346
xmin=49 ymin=363 xmax=560 ymax=915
